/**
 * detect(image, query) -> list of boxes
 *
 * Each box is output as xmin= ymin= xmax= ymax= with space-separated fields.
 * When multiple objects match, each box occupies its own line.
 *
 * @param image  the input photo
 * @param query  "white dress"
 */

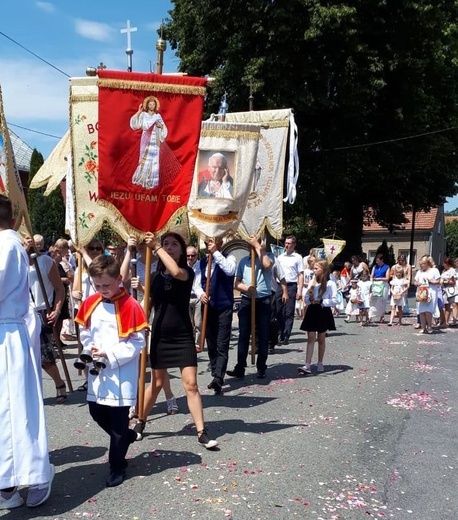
xmin=415 ymin=268 xmax=440 ymax=314
xmin=0 ymin=229 xmax=52 ymax=487
xmin=345 ymin=287 xmax=362 ymax=316
xmin=358 ymin=280 xmax=372 ymax=309
xmin=390 ymin=277 xmax=408 ymax=307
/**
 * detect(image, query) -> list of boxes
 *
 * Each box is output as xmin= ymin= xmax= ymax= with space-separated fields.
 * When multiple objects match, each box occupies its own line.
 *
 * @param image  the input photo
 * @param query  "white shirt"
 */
xmin=277 ymin=251 xmax=304 ymax=283
xmin=29 ymin=254 xmax=55 ymax=311
xmin=304 ymin=280 xmax=338 ymax=307
xmin=193 ymin=251 xmax=237 ymax=298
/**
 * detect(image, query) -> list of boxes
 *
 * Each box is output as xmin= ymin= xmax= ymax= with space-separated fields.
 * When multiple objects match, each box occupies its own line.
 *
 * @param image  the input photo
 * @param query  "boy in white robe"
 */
xmin=75 ymin=255 xmax=148 ymax=487
xmin=0 ymin=195 xmax=54 ymax=510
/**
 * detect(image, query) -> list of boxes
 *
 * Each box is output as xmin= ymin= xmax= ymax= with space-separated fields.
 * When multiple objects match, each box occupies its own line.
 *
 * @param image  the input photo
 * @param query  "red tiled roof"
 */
xmin=363 ymin=208 xmax=438 ymax=232
xmin=445 ymin=215 xmax=458 ymax=224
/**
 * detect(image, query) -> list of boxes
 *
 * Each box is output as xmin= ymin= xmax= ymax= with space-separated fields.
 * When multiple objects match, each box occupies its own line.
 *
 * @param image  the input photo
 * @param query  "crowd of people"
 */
xmin=2 ymin=188 xmax=458 ymax=508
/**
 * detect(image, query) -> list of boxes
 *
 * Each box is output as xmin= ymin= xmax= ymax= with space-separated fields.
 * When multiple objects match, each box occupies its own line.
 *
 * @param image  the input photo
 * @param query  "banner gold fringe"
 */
xmin=70 ymin=94 xmax=98 ymax=103
xmin=97 ymin=78 xmax=206 ymax=97
xmin=200 ymin=129 xmax=260 ymax=140
xmin=263 ymin=120 xmax=290 ymax=128
xmin=96 ymin=199 xmax=190 ymax=244
xmin=189 ymin=209 xmax=239 ymax=223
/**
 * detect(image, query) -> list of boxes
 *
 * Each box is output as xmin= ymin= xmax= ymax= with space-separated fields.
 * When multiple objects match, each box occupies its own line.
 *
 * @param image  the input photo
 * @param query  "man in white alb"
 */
xmin=0 ymin=195 xmax=54 ymax=510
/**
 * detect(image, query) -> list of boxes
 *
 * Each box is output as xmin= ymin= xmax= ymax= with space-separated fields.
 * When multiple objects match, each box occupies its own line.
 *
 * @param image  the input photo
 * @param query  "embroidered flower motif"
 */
xmin=74 ymin=114 xmax=87 ymax=125
xmin=78 ymin=143 xmax=99 ymax=183
xmin=78 ymin=211 xmax=95 ymax=229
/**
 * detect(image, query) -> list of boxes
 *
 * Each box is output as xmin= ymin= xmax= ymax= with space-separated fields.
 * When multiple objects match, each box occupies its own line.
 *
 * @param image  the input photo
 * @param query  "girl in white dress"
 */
xmin=388 ymin=266 xmax=409 ymax=326
xmin=358 ymin=270 xmax=372 ymax=326
xmin=345 ymin=280 xmax=362 ymax=322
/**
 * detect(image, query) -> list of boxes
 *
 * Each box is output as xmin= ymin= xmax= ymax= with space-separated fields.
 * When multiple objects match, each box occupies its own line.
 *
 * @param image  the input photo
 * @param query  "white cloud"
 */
xmin=36 ymin=2 xmax=55 ymax=13
xmin=75 ymin=19 xmax=112 ymax=42
xmin=0 ymin=57 xmax=89 ymax=156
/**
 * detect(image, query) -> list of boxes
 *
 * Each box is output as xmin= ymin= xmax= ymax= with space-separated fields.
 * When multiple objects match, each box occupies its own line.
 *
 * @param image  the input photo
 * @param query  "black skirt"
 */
xmin=300 ymin=304 xmax=336 ymax=333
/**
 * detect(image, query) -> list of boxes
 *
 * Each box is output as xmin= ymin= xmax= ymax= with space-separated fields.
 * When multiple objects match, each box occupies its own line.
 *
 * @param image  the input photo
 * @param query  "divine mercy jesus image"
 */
xmin=130 ymin=95 xmax=168 ymax=190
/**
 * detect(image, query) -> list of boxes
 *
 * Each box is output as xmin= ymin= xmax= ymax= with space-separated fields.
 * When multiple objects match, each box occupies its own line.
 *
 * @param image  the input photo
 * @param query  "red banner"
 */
xmin=97 ymin=70 xmax=206 ymax=233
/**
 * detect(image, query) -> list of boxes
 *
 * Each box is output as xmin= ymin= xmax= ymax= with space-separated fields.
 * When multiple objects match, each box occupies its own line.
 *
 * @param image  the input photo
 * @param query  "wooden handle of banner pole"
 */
xmin=137 ymin=246 xmax=152 ymax=421
xmin=131 ymin=256 xmax=138 ymax=301
xmin=75 ymin=251 xmax=83 ymax=376
xmin=199 ymin=252 xmax=213 ymax=352
xmin=250 ymin=246 xmax=256 ymax=365
xmin=31 ymin=253 xmax=74 ymax=393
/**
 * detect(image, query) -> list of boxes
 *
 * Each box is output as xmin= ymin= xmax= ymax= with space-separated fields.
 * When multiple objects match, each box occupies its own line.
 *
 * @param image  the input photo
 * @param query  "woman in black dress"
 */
xmin=133 ymin=231 xmax=217 ymax=449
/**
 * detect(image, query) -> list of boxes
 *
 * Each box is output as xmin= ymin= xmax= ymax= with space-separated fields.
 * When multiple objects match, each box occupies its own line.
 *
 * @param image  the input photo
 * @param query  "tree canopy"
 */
xmin=165 ymin=0 xmax=458 ymax=254
xmin=28 ymin=149 xmax=65 ymax=245
xmin=445 ymin=219 xmax=458 ymax=258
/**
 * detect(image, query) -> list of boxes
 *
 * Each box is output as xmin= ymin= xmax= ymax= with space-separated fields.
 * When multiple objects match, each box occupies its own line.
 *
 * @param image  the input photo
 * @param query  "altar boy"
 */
xmin=76 ymin=255 xmax=148 ymax=487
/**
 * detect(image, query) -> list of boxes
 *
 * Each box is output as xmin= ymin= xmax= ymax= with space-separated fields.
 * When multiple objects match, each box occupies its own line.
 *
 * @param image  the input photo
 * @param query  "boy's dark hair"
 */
xmin=88 ymin=254 xmax=120 ymax=279
xmin=0 ymin=194 xmax=13 ymax=227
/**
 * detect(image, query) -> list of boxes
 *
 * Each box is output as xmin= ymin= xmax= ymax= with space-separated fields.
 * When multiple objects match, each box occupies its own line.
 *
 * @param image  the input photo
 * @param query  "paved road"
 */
xmin=2 ymin=301 xmax=457 ymax=519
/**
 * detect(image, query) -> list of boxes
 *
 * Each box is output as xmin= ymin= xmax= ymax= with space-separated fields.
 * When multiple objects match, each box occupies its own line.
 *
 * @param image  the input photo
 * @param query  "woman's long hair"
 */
xmin=307 ymin=260 xmax=330 ymax=301
xmin=156 ymin=232 xmax=188 ymax=272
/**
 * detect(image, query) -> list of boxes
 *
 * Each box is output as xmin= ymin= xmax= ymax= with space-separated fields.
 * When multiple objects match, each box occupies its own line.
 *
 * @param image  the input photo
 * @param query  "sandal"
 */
xmin=166 ymin=396 xmax=178 ymax=415
xmin=56 ymin=383 xmax=67 ymax=404
xmin=77 ymin=381 xmax=88 ymax=392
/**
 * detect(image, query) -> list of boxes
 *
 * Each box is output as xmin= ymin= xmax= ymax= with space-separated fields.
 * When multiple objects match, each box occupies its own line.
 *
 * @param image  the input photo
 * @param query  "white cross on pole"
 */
xmin=121 ymin=20 xmax=137 ymax=52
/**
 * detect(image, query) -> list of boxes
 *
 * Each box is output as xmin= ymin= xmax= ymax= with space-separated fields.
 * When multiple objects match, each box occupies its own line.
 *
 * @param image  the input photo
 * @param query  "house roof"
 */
xmin=8 ymin=128 xmax=33 ymax=172
xmin=445 ymin=215 xmax=458 ymax=224
xmin=363 ymin=208 xmax=439 ymax=232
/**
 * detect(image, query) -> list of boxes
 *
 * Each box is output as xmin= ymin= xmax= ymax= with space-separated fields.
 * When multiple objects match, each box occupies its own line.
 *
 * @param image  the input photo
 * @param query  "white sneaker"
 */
xmin=197 ymin=428 xmax=218 ymax=449
xmin=298 ymin=364 xmax=312 ymax=375
xmin=316 ymin=362 xmax=325 ymax=372
xmin=0 ymin=489 xmax=23 ymax=510
xmin=27 ymin=464 xmax=55 ymax=507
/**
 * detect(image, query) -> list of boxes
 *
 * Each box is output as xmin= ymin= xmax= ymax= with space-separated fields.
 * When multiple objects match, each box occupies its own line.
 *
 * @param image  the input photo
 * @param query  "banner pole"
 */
xmin=199 ymin=252 xmax=213 ymax=352
xmin=135 ymin=30 xmax=167 ymax=421
xmin=250 ymin=246 xmax=256 ymax=365
xmin=137 ymin=246 xmax=152 ymax=422
xmin=75 ymin=251 xmax=84 ymax=376
xmin=31 ymin=253 xmax=74 ymax=392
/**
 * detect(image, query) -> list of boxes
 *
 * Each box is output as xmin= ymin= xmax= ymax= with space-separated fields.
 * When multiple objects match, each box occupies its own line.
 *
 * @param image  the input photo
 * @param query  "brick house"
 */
xmin=361 ymin=206 xmax=446 ymax=270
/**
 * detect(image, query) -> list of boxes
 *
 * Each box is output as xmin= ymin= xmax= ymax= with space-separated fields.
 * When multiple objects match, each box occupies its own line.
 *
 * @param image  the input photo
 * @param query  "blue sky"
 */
xmin=1 ymin=0 xmax=176 ymax=156
xmin=1 ymin=0 xmax=458 ymax=212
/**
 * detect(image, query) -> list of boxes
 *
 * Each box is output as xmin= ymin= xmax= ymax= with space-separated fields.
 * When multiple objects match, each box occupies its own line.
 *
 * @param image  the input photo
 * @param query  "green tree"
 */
xmin=372 ymin=239 xmax=395 ymax=268
xmin=28 ymin=149 xmax=65 ymax=245
xmin=445 ymin=219 xmax=458 ymax=258
xmin=165 ymin=0 xmax=458 ymax=255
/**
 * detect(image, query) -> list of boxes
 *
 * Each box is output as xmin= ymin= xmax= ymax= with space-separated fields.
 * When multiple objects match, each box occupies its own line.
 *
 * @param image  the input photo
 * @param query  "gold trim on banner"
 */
xmin=189 ymin=209 xmax=238 ymax=223
xmin=264 ymin=120 xmax=289 ymax=128
xmin=97 ymin=78 xmax=206 ymax=97
xmin=96 ymin=199 xmax=190 ymax=243
xmin=70 ymin=94 xmax=98 ymax=103
xmin=200 ymin=129 xmax=260 ymax=140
